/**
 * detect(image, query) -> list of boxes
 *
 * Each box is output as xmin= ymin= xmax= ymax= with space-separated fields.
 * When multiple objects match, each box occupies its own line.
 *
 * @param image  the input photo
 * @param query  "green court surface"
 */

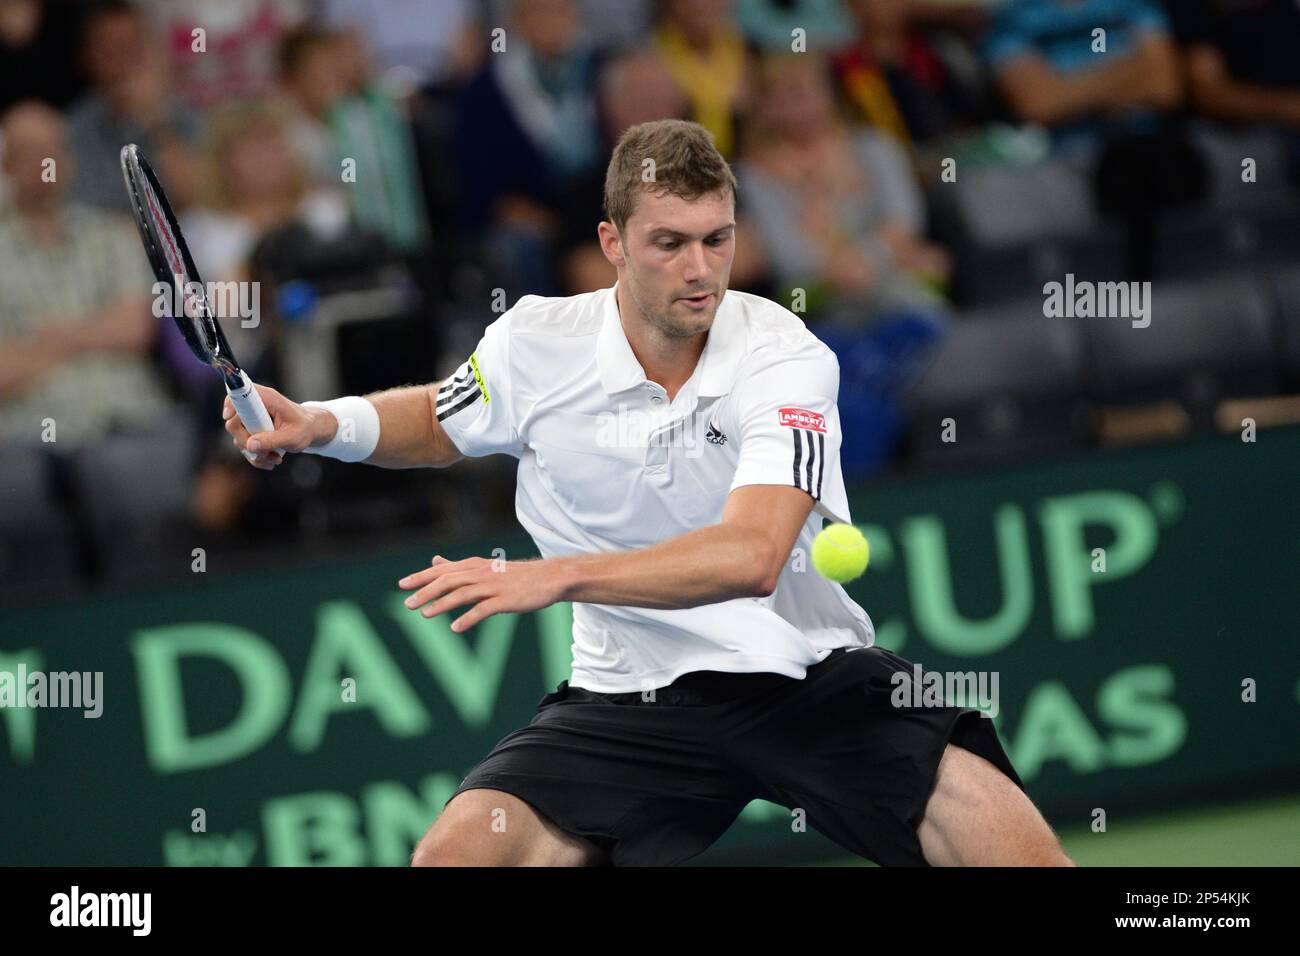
xmin=820 ymin=794 xmax=1300 ymax=866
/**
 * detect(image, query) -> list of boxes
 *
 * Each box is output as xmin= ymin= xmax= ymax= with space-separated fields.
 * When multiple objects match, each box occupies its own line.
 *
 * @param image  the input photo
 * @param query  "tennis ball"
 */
xmin=811 ymin=523 xmax=870 ymax=583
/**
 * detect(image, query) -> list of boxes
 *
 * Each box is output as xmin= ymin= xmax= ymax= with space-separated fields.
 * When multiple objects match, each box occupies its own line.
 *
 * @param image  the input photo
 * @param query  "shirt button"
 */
xmin=650 ymin=396 xmax=662 ymax=404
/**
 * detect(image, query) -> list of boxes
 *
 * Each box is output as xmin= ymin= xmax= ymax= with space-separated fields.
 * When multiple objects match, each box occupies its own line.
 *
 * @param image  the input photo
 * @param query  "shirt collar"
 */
xmin=596 ymin=281 xmax=747 ymax=398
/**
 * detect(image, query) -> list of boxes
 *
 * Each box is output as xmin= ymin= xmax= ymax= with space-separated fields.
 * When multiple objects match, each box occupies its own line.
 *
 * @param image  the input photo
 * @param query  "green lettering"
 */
xmin=132 ymin=624 xmax=290 ymax=773
xmin=1040 ymin=491 xmax=1159 ymax=639
xmin=388 ymin=595 xmax=515 ymax=728
xmin=263 ymin=791 xmax=365 ymax=865
xmin=1009 ymin=680 xmax=1107 ymax=779
xmin=904 ymin=505 xmax=1033 ymax=655
xmin=289 ymin=601 xmax=430 ymax=751
xmin=1098 ymin=664 xmax=1186 ymax=766
xmin=0 ymin=649 xmax=42 ymax=764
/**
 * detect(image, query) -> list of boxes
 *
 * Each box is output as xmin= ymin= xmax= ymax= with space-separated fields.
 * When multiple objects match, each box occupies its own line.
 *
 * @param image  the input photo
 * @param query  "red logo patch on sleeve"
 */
xmin=778 ymin=407 xmax=826 ymax=432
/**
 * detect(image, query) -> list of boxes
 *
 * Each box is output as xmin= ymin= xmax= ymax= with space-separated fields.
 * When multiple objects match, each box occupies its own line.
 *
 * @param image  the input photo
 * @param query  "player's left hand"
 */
xmin=397 ymin=555 xmax=569 ymax=633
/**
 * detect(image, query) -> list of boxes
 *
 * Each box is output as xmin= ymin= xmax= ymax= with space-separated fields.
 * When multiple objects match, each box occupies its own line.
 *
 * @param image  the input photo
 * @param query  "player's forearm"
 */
xmin=363 ymin=384 xmax=460 ymax=469
xmin=555 ymin=524 xmax=778 ymax=609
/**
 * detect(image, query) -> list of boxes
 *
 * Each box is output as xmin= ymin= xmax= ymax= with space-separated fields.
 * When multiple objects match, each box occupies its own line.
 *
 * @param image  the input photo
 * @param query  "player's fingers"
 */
xmin=420 ymin=584 xmax=492 ymax=620
xmin=402 ymin=570 xmax=476 ymax=610
xmin=451 ymin=599 xmax=501 ymax=634
xmin=397 ymin=556 xmax=449 ymax=590
xmin=247 ymin=427 xmax=306 ymax=455
xmin=248 ymin=450 xmax=284 ymax=470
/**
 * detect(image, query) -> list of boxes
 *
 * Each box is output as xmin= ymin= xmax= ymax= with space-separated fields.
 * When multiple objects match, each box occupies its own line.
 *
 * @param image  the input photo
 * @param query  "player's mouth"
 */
xmin=678 ymin=292 xmax=714 ymax=310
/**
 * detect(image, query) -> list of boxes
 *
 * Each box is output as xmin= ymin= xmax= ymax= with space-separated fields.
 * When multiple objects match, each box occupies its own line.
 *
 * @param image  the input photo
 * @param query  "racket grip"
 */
xmin=228 ymin=371 xmax=284 ymax=460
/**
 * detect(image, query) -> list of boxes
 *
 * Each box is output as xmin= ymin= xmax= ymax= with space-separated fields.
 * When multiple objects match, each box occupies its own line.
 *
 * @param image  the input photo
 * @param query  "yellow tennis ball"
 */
xmin=811 ymin=523 xmax=870 ymax=583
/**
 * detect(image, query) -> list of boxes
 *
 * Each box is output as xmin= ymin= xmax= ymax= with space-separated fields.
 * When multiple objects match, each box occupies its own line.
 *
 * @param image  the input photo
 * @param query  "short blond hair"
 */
xmin=200 ymin=100 xmax=306 ymax=211
xmin=603 ymin=119 xmax=737 ymax=233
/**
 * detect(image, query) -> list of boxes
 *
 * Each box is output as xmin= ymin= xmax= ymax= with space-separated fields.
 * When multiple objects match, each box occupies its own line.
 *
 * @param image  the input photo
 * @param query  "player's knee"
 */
xmin=1034 ymin=843 xmax=1077 ymax=867
xmin=411 ymin=833 xmax=478 ymax=867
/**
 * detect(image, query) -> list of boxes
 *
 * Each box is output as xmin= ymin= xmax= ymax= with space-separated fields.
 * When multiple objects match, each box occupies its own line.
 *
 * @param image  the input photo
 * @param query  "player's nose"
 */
xmin=681 ymin=240 xmax=710 ymax=282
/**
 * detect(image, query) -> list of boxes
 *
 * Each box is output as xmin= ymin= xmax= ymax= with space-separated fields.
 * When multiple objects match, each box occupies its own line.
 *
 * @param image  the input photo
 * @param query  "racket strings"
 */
xmin=138 ymin=175 xmax=221 ymax=360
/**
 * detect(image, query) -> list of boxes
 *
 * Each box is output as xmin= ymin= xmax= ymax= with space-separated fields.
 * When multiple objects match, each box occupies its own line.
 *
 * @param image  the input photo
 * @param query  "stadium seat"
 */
xmin=1084 ymin=271 xmax=1278 ymax=422
xmin=1155 ymin=127 xmax=1300 ymax=277
xmin=928 ymin=159 xmax=1128 ymax=307
xmin=68 ymin=414 xmax=200 ymax=587
xmin=903 ymin=304 xmax=1090 ymax=468
xmin=1267 ymin=265 xmax=1300 ymax=390
xmin=1197 ymin=125 xmax=1297 ymax=217
xmin=0 ymin=444 xmax=83 ymax=603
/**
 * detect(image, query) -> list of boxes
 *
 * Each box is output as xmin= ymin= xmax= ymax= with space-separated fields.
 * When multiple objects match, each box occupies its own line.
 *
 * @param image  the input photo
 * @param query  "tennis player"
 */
xmin=225 ymin=119 xmax=1074 ymax=867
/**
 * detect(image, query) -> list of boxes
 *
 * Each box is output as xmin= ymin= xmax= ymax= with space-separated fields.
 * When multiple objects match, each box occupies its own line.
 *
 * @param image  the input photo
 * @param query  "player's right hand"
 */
xmin=223 ymin=385 xmax=331 ymax=471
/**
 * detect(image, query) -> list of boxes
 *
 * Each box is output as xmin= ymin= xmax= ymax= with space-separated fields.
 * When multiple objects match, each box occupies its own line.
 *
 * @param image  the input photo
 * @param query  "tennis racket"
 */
xmin=119 ymin=143 xmax=280 ymax=461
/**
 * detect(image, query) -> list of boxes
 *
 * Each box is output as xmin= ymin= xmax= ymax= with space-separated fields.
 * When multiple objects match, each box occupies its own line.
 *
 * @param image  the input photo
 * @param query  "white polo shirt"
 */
xmin=436 ymin=283 xmax=875 ymax=692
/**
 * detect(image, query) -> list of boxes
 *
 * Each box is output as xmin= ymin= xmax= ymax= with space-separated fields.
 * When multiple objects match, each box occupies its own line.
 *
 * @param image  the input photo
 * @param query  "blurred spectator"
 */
xmin=557 ymin=48 xmax=766 ymax=295
xmin=1167 ymin=0 xmax=1300 ymax=124
xmin=68 ymin=0 xmax=200 ymax=215
xmin=177 ymin=100 xmax=346 ymax=533
xmin=985 ymin=0 xmax=1180 ymax=150
xmin=484 ymin=0 xmax=655 ymax=58
xmin=0 ymin=102 xmax=172 ymax=450
xmin=652 ymin=0 xmax=753 ymax=159
xmin=276 ymin=25 xmax=347 ymax=187
xmin=0 ymin=0 xmax=87 ymax=113
xmin=736 ymin=0 xmax=854 ymax=52
xmin=831 ymin=0 xmax=984 ymax=148
xmin=736 ymin=54 xmax=950 ymax=329
xmin=328 ymin=25 xmax=432 ymax=255
xmin=1166 ymin=0 xmax=1300 ymax=183
xmin=986 ymin=0 xmax=1209 ymax=278
xmin=575 ymin=0 xmax=654 ymax=52
xmin=182 ymin=99 xmax=346 ymax=338
xmin=322 ymin=0 xmax=483 ymax=94
xmin=454 ymin=0 xmax=602 ymax=293
xmin=557 ymin=48 xmax=688 ymax=294
xmin=138 ymin=0 xmax=309 ymax=112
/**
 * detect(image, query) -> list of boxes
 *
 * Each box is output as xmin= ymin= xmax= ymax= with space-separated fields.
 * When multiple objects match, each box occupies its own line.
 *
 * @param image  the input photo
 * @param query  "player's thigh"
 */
xmin=916 ymin=743 xmax=1075 ymax=867
xmin=412 ymin=788 xmax=608 ymax=867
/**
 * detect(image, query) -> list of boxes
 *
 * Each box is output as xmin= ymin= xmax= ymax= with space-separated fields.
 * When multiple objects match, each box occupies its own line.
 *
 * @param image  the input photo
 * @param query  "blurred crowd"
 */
xmin=2 ymin=0 xmax=1300 ymax=595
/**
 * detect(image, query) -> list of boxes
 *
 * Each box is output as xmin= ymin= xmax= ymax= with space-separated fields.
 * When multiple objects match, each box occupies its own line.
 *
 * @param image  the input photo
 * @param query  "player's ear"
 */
xmin=598 ymin=221 xmax=625 ymax=267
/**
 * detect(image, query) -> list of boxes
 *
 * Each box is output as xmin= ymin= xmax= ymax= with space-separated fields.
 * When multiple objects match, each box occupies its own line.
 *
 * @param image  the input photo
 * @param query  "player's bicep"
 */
xmin=426 ymin=380 xmax=466 ymax=468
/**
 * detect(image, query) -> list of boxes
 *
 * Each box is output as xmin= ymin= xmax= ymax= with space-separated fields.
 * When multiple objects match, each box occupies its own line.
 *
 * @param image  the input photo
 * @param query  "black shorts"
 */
xmin=443 ymin=645 xmax=1024 ymax=866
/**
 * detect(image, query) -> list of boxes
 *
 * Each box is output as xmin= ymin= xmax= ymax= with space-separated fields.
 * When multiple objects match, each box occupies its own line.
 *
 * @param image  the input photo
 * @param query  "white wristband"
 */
xmin=301 ymin=396 xmax=381 ymax=463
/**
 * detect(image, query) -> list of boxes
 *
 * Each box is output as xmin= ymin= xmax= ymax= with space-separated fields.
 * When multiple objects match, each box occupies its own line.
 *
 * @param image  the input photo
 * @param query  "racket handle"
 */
xmin=228 ymin=371 xmax=284 ymax=460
